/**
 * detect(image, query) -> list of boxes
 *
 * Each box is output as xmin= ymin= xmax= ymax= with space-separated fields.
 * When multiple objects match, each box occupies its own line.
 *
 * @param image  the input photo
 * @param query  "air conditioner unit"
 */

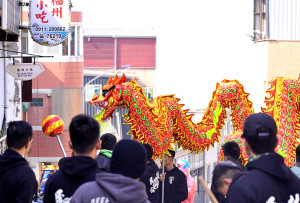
xmin=1 ymin=0 xmax=20 ymax=35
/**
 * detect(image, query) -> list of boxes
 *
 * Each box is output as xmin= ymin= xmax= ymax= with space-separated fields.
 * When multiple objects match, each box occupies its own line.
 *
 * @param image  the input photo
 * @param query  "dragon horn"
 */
xmin=119 ymin=73 xmax=127 ymax=84
xmin=113 ymin=75 xmax=120 ymax=85
xmin=107 ymin=76 xmax=113 ymax=84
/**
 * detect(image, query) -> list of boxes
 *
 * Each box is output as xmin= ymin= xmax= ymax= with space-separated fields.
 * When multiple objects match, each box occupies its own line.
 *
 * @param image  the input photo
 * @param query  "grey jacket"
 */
xmin=71 ymin=172 xmax=150 ymax=203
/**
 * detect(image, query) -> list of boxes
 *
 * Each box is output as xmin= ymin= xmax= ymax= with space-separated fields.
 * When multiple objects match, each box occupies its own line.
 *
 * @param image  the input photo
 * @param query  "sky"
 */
xmin=71 ymin=0 xmax=267 ymax=113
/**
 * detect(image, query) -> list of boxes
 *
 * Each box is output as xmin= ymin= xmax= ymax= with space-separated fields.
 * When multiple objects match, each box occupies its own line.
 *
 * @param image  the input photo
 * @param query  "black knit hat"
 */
xmin=110 ymin=139 xmax=147 ymax=179
xmin=242 ymin=113 xmax=277 ymax=139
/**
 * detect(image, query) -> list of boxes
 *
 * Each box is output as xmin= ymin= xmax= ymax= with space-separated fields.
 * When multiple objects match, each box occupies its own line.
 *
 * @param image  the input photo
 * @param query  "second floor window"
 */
xmin=254 ymin=0 xmax=266 ymax=40
xmin=62 ymin=26 xmax=81 ymax=56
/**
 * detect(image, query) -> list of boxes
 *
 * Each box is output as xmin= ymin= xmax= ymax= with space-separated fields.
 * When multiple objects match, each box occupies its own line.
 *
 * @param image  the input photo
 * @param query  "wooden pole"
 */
xmin=162 ymin=157 xmax=165 ymax=203
xmin=198 ymin=176 xmax=218 ymax=203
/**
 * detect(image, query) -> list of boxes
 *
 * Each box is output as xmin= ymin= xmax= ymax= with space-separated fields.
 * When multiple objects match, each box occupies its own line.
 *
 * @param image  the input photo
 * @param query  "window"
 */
xmin=62 ymin=26 xmax=81 ymax=56
xmin=77 ymin=26 xmax=81 ymax=56
xmin=70 ymin=26 xmax=75 ymax=55
xmin=254 ymin=0 xmax=266 ymax=40
xmin=142 ymin=87 xmax=153 ymax=100
xmin=31 ymin=98 xmax=43 ymax=107
xmin=21 ymin=30 xmax=28 ymax=53
xmin=85 ymin=85 xmax=102 ymax=102
xmin=62 ymin=36 xmax=68 ymax=55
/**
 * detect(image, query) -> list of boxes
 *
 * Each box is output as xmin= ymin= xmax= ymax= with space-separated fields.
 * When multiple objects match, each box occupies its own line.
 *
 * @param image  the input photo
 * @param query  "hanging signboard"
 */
xmin=6 ymin=63 xmax=44 ymax=81
xmin=29 ymin=0 xmax=71 ymax=46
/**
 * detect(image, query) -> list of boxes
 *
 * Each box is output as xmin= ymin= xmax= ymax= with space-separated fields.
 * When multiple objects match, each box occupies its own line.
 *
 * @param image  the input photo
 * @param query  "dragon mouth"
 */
xmin=90 ymin=98 xmax=115 ymax=120
xmin=98 ymin=100 xmax=109 ymax=108
xmin=91 ymin=100 xmax=108 ymax=109
xmin=90 ymin=95 xmax=109 ymax=108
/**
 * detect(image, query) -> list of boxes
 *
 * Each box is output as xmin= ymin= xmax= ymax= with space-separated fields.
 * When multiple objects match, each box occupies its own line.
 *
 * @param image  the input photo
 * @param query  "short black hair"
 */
xmin=69 ymin=114 xmax=100 ymax=154
xmin=143 ymin=143 xmax=153 ymax=161
xmin=223 ymin=141 xmax=240 ymax=161
xmin=296 ymin=145 xmax=300 ymax=162
xmin=212 ymin=161 xmax=242 ymax=190
xmin=100 ymin=133 xmax=117 ymax=150
xmin=7 ymin=121 xmax=33 ymax=149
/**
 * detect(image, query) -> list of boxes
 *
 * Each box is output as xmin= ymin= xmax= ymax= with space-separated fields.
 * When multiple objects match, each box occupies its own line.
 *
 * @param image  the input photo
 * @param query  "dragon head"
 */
xmin=89 ymin=74 xmax=127 ymax=120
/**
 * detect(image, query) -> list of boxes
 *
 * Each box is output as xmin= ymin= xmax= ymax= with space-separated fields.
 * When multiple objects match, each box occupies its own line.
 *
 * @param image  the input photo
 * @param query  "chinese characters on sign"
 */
xmin=29 ymin=0 xmax=71 ymax=46
xmin=17 ymin=67 xmax=34 ymax=78
xmin=6 ymin=63 xmax=45 ymax=81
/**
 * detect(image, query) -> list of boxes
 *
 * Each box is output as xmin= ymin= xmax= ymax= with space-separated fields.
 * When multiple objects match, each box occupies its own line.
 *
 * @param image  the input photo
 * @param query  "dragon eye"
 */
xmin=102 ymin=85 xmax=115 ymax=97
xmin=102 ymin=90 xmax=109 ymax=97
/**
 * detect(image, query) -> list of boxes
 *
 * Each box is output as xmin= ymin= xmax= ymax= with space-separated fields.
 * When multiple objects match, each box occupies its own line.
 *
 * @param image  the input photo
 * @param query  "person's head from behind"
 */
xmin=223 ymin=141 xmax=240 ymax=162
xmin=176 ymin=160 xmax=191 ymax=177
xmin=110 ymin=139 xmax=146 ymax=180
xmin=212 ymin=161 xmax=242 ymax=196
xmin=100 ymin=133 xmax=117 ymax=150
xmin=242 ymin=113 xmax=278 ymax=156
xmin=69 ymin=114 xmax=100 ymax=157
xmin=296 ymin=145 xmax=300 ymax=163
xmin=143 ymin=143 xmax=154 ymax=162
xmin=163 ymin=149 xmax=175 ymax=167
xmin=7 ymin=121 xmax=33 ymax=154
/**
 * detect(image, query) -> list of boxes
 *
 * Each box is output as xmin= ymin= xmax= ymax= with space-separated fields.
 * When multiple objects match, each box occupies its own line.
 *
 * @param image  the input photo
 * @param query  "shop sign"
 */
xmin=29 ymin=0 xmax=71 ymax=46
xmin=6 ymin=63 xmax=44 ymax=81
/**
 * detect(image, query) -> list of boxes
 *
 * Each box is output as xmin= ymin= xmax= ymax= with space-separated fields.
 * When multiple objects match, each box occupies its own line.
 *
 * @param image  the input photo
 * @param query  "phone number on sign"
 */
xmin=39 ymin=33 xmax=62 ymax=39
xmin=34 ymin=27 xmax=66 ymax=32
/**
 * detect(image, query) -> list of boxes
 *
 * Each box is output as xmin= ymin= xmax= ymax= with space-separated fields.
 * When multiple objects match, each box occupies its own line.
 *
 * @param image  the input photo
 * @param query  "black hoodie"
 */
xmin=0 ymin=148 xmax=37 ymax=203
xmin=43 ymin=156 xmax=102 ymax=203
xmin=227 ymin=152 xmax=300 ymax=203
xmin=140 ymin=159 xmax=160 ymax=203
xmin=159 ymin=166 xmax=188 ymax=203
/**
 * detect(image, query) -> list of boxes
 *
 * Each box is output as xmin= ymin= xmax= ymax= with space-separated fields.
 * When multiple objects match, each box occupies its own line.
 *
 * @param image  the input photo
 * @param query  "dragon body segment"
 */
xmin=220 ymin=77 xmax=300 ymax=167
xmin=262 ymin=77 xmax=300 ymax=166
xmin=90 ymin=74 xmax=254 ymax=158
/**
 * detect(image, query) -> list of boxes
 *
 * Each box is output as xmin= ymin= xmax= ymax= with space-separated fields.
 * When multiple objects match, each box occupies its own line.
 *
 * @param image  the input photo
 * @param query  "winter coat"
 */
xmin=227 ymin=152 xmax=300 ymax=203
xmin=43 ymin=156 xmax=102 ymax=203
xmin=96 ymin=150 xmax=112 ymax=172
xmin=71 ymin=172 xmax=150 ymax=203
xmin=159 ymin=166 xmax=188 ymax=203
xmin=0 ymin=148 xmax=37 ymax=203
xmin=140 ymin=159 xmax=160 ymax=203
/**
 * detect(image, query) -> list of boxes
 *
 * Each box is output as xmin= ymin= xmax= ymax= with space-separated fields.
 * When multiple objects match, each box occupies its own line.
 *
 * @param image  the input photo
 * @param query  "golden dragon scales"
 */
xmin=90 ymin=74 xmax=300 ymax=166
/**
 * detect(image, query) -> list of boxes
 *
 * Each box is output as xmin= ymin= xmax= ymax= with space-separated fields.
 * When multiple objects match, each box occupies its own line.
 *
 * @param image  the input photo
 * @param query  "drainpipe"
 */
xmin=114 ymin=36 xmax=123 ymax=139
xmin=3 ymin=42 xmax=7 ymax=129
xmin=114 ymin=36 xmax=117 ymax=73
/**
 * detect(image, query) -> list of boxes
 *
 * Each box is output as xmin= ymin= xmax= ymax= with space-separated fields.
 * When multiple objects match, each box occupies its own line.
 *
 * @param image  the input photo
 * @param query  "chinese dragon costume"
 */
xmin=90 ymin=74 xmax=300 ymax=166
